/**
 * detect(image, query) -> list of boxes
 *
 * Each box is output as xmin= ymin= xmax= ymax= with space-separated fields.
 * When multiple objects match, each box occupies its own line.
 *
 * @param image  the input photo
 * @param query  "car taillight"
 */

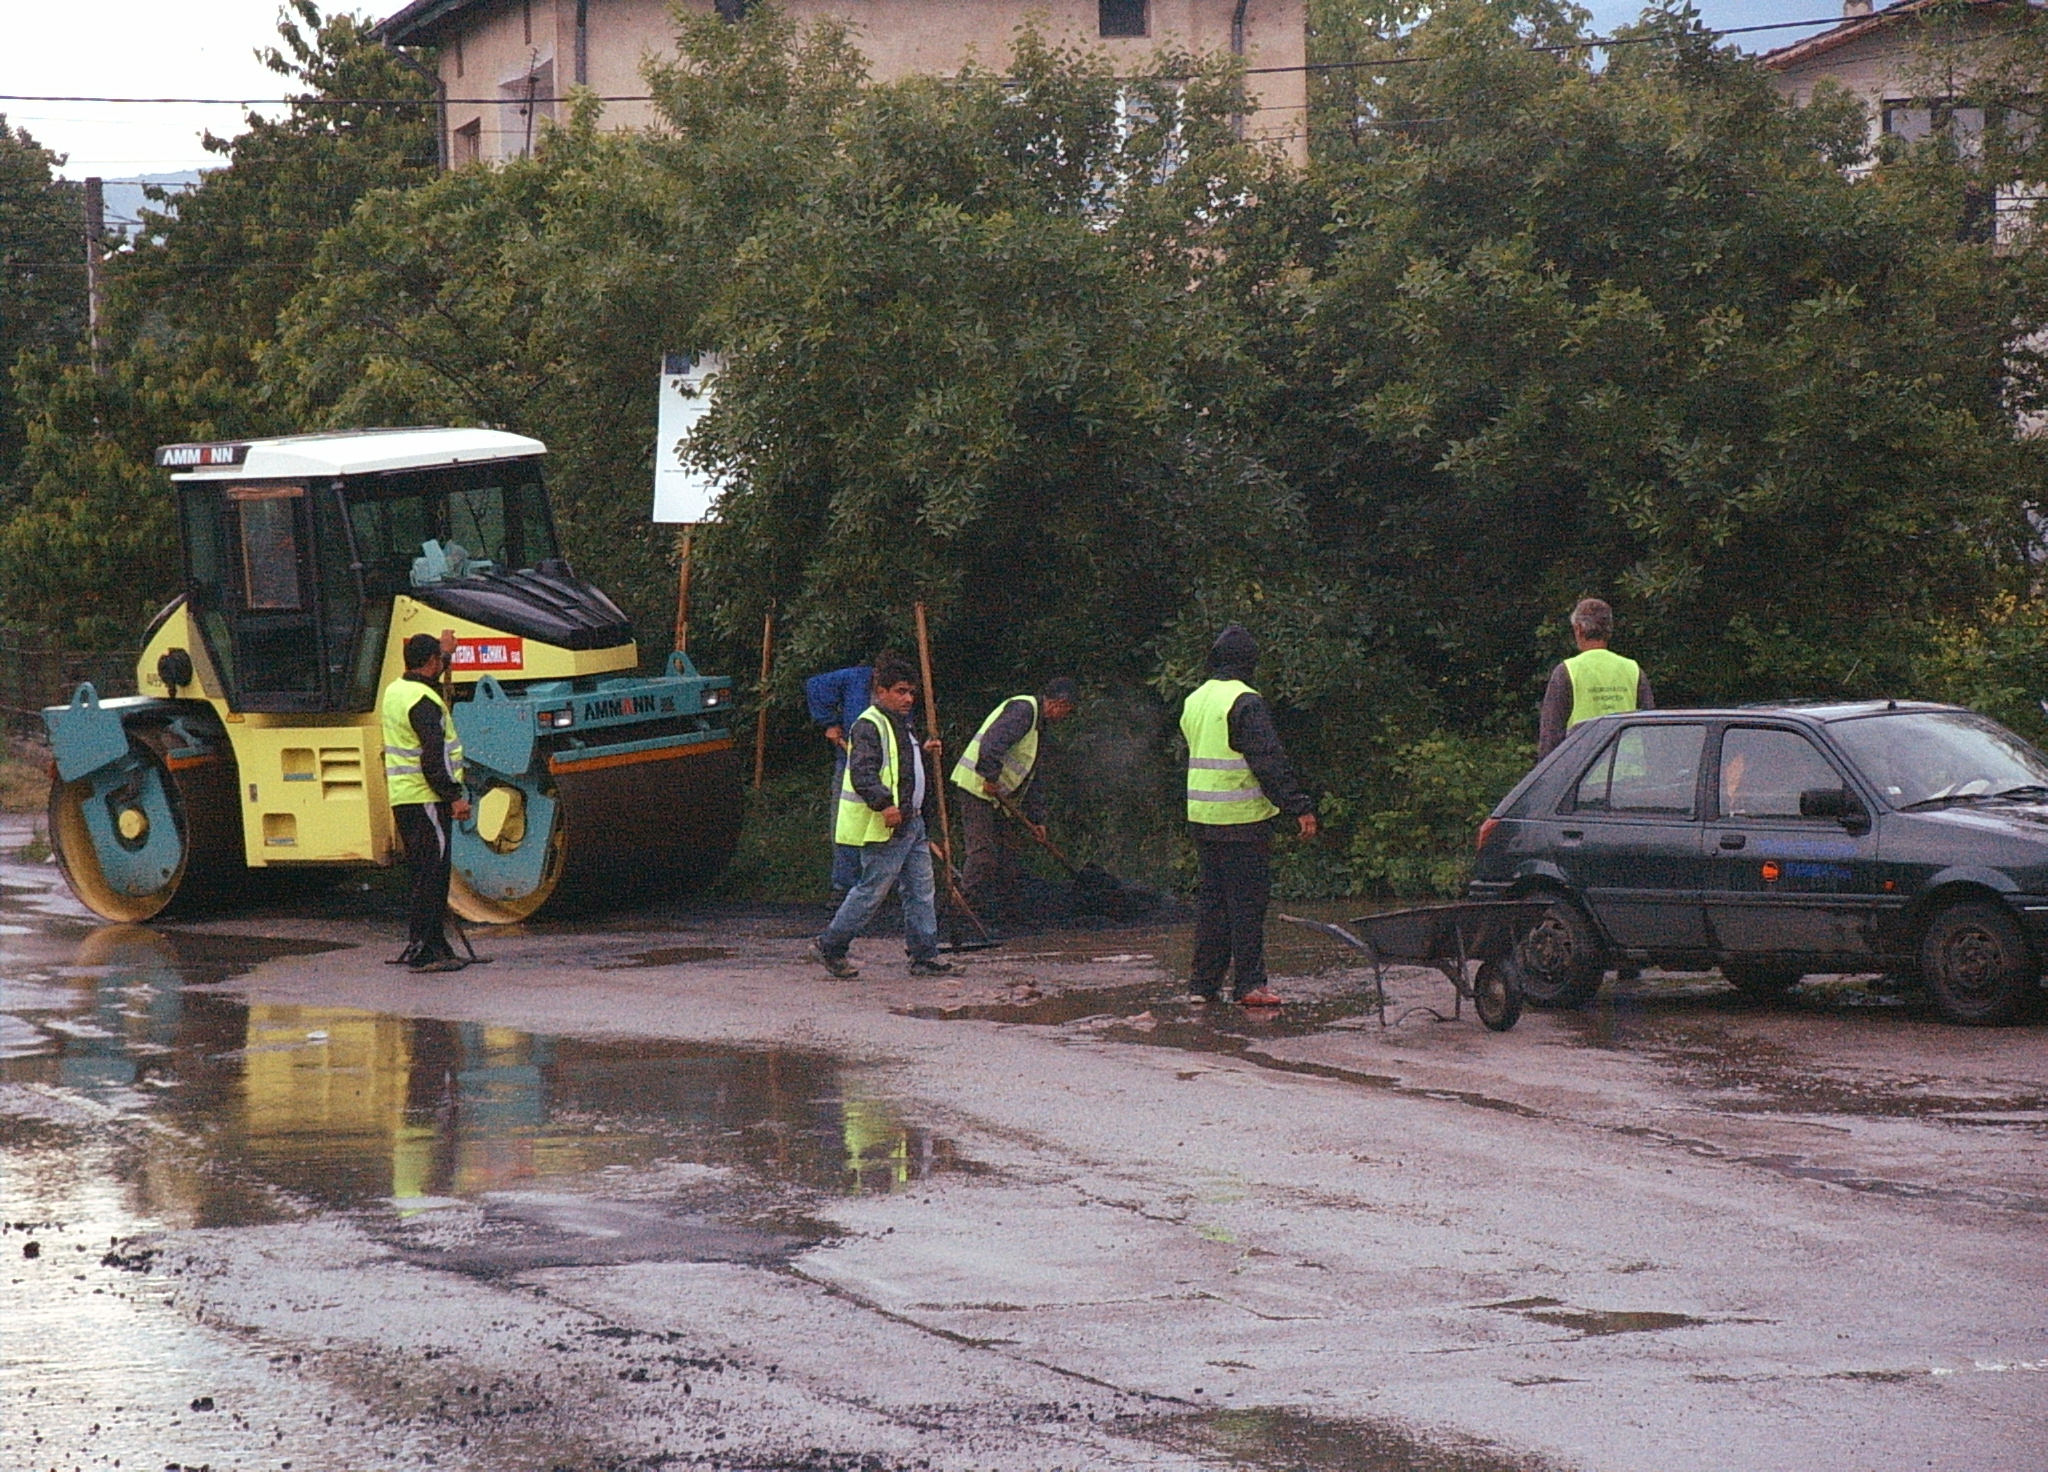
xmin=1475 ymin=818 xmax=1500 ymax=851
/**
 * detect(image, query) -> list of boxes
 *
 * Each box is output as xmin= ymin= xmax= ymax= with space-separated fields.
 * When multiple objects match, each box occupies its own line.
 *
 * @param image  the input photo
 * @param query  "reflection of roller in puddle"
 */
xmin=2 ymin=927 xmax=965 ymax=1230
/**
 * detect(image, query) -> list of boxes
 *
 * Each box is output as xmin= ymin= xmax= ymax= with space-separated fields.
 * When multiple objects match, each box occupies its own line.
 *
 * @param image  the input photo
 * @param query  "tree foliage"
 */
xmin=0 ymin=2 xmax=435 ymax=644
xmin=6 ymin=1 xmax=2047 ymax=893
xmin=0 ymin=120 xmax=83 ymax=492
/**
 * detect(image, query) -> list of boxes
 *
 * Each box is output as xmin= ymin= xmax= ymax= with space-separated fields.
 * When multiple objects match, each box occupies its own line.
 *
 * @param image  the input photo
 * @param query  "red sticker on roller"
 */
xmin=1760 ymin=861 xmax=1781 ymax=882
xmin=451 ymin=637 xmax=524 ymax=671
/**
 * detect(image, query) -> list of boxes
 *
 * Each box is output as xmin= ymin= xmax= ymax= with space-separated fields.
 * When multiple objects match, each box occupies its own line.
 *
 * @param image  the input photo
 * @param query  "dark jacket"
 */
xmin=847 ymin=706 xmax=937 ymax=829
xmin=1194 ymin=626 xmax=1314 ymax=844
xmin=973 ymin=696 xmax=1048 ymax=823
xmin=1537 ymin=658 xmax=1655 ymax=758
xmin=403 ymin=674 xmax=463 ymax=805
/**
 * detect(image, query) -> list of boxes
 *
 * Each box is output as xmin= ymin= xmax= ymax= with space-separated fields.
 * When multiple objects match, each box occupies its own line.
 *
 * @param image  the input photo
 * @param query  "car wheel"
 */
xmin=1918 ymin=901 xmax=2042 ymax=1026
xmin=1515 ymin=899 xmax=1606 ymax=1009
xmin=1474 ymin=958 xmax=1523 ymax=1032
xmin=1722 ymin=960 xmax=1804 ymax=999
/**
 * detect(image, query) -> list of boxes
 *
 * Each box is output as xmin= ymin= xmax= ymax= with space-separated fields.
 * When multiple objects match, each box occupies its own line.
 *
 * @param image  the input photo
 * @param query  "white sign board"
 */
xmin=653 ymin=352 xmax=727 ymax=524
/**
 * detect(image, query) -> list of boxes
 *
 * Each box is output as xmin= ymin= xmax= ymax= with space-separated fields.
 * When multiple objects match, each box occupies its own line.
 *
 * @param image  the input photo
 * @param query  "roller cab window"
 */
xmin=344 ymin=459 xmax=559 ymax=596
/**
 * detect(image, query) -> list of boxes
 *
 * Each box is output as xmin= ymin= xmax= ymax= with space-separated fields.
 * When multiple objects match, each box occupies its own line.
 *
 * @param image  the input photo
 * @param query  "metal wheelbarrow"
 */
xmin=1277 ymin=901 xmax=1553 ymax=1032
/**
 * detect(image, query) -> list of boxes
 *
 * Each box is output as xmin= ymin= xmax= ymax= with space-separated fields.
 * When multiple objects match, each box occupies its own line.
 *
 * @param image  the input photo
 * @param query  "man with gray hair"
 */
xmin=1537 ymin=598 xmax=1654 ymax=758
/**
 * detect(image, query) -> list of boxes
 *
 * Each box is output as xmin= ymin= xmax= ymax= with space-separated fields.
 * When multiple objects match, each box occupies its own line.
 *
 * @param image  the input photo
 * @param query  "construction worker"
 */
xmin=808 ymin=652 xmax=959 ymax=980
xmin=950 ymin=677 xmax=1079 ymax=917
xmin=381 ymin=632 xmax=471 ymax=973
xmin=805 ymin=662 xmax=873 ymax=896
xmin=1537 ymin=597 xmax=1655 ymax=758
xmin=1181 ymin=625 xmax=1316 ymax=1008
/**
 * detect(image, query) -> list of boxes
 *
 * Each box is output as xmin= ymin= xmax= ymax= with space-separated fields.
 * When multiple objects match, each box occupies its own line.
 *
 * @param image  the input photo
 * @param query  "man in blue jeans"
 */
xmin=807 ymin=652 xmax=959 ymax=979
xmin=804 ymin=662 xmax=872 ymax=896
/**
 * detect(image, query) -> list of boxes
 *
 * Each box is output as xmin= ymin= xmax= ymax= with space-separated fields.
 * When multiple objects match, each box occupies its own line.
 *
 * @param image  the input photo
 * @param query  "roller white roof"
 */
xmin=160 ymin=427 xmax=546 ymax=481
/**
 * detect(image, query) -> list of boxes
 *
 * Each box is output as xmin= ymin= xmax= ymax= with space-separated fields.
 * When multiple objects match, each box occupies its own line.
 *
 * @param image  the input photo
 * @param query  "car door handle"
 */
xmin=1718 ymin=833 xmax=1746 ymax=850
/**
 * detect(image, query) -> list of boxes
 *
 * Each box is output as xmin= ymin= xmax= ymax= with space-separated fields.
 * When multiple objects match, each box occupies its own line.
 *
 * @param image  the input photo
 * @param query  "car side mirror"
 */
xmin=1800 ymin=787 xmax=1869 ymax=831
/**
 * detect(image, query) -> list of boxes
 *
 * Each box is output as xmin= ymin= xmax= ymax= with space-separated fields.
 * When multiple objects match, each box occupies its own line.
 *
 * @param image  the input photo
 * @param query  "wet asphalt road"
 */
xmin=4 ymin=813 xmax=2046 ymax=1472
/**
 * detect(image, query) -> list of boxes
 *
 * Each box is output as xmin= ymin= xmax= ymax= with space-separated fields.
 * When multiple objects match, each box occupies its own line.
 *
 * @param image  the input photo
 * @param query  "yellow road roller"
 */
xmin=42 ymin=427 xmax=741 ymax=923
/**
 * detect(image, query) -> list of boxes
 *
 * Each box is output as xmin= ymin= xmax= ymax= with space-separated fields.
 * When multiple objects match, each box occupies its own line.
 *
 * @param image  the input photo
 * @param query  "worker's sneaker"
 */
xmin=1186 ymin=990 xmax=1218 ymax=1006
xmin=908 ymin=957 xmax=959 ymax=977
xmin=806 ymin=942 xmax=859 ymax=979
xmin=1235 ymin=987 xmax=1284 ymax=1008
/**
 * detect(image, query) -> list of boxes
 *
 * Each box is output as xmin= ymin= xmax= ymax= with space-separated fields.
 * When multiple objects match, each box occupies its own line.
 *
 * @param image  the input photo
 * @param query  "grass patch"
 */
xmin=710 ymin=767 xmax=841 ymax=905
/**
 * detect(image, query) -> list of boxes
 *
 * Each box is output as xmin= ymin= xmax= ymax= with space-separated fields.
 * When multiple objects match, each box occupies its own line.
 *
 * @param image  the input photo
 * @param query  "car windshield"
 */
xmin=1828 ymin=711 xmax=2048 ymax=808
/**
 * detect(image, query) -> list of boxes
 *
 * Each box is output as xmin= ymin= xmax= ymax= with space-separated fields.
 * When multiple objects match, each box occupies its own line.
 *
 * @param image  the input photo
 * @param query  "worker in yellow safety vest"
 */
xmin=807 ymin=651 xmax=957 ymax=981
xmin=381 ymin=632 xmax=471 ymax=973
xmin=1181 ymin=625 xmax=1317 ymax=1009
xmin=1537 ymin=597 xmax=1655 ymax=759
xmin=950 ymin=677 xmax=1080 ymax=918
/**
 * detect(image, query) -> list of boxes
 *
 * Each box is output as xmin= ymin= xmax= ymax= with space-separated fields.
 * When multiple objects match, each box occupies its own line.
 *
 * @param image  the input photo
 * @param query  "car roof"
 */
xmin=1581 ymin=700 xmax=1966 ymax=725
xmin=156 ymin=427 xmax=546 ymax=481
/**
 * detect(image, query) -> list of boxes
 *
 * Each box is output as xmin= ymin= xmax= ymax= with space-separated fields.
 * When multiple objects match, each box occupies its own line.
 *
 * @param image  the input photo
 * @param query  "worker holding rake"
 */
xmin=950 ymin=677 xmax=1080 ymax=918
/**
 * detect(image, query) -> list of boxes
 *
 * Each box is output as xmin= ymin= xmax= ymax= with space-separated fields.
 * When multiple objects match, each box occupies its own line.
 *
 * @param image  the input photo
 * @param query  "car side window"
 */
xmin=1718 ymin=727 xmax=1843 ymax=820
xmin=1572 ymin=724 xmax=1705 ymax=817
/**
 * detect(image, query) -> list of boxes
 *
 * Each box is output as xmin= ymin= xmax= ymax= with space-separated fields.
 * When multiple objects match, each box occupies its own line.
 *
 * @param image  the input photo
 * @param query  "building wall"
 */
xmin=430 ymin=0 xmax=1308 ymax=165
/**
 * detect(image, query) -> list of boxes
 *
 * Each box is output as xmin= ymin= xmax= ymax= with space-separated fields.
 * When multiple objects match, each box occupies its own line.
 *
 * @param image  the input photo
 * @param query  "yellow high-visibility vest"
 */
xmin=1180 ymin=679 xmax=1278 ymax=826
xmin=835 ymin=707 xmax=900 ymax=846
xmin=381 ymin=677 xmax=465 ymax=806
xmin=1565 ymin=648 xmax=1641 ymax=728
xmin=951 ymin=695 xmax=1039 ymax=802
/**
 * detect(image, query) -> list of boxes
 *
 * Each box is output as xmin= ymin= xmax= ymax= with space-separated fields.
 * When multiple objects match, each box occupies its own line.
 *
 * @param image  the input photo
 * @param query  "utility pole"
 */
xmin=83 ymin=176 xmax=105 ymax=375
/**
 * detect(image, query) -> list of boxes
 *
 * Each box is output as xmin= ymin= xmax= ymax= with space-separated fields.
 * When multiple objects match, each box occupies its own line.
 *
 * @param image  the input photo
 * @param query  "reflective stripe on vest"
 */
xmin=381 ymin=677 xmax=465 ymax=807
xmin=1565 ymin=648 xmax=1642 ymax=729
xmin=835 ymin=707 xmax=900 ymax=846
xmin=951 ymin=695 xmax=1039 ymax=802
xmin=1180 ymin=679 xmax=1279 ymax=826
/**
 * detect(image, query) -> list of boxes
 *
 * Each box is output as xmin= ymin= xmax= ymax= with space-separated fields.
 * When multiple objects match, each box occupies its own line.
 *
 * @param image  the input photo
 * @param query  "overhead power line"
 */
xmin=0 ymin=12 xmax=1884 ymax=108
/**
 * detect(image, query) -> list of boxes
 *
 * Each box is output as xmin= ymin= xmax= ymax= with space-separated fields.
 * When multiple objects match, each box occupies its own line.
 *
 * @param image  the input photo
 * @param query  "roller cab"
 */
xmin=45 ymin=428 xmax=741 ymax=923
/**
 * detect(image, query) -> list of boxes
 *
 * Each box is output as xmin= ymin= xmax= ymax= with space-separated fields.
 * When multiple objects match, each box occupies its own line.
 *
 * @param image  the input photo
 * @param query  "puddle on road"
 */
xmin=595 ymin=944 xmax=733 ymax=969
xmin=2 ymin=924 xmax=961 ymax=1230
xmin=1480 ymin=1295 xmax=1708 ymax=1338
xmin=1147 ymin=1405 xmax=1561 ymax=1472
xmin=0 ymin=918 xmax=968 ymax=1471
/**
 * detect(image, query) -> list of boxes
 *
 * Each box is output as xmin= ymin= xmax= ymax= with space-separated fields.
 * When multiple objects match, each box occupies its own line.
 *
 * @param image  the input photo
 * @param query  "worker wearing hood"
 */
xmin=1179 ymin=624 xmax=1317 ymax=1006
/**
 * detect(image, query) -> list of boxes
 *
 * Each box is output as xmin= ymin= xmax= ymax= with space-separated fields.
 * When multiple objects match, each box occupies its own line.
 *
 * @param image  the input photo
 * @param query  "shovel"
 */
xmin=991 ymin=791 xmax=1153 ymax=917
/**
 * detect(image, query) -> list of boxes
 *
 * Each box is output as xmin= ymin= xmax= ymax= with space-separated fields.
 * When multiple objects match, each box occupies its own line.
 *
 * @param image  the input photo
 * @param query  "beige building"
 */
xmin=1761 ymin=0 xmax=2026 ymax=153
xmin=371 ymin=0 xmax=1308 ymax=165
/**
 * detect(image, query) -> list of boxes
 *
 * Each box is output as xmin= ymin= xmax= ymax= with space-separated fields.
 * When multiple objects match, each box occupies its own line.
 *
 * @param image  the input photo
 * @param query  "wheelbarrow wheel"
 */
xmin=1474 ymin=957 xmax=1523 ymax=1032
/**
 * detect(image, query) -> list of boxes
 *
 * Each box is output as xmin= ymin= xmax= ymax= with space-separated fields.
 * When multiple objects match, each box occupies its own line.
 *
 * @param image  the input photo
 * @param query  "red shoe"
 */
xmin=1235 ymin=987 xmax=1283 ymax=1008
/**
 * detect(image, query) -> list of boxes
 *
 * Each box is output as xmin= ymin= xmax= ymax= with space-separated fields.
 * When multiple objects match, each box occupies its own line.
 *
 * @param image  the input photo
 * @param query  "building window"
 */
xmin=1099 ymin=0 xmax=1147 ymax=38
xmin=452 ymin=119 xmax=481 ymax=167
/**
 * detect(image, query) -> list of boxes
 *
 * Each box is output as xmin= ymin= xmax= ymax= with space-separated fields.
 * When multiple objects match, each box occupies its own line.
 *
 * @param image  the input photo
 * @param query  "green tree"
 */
xmin=0 ymin=120 xmax=83 ymax=493
xmin=0 ymin=2 xmax=436 ymax=645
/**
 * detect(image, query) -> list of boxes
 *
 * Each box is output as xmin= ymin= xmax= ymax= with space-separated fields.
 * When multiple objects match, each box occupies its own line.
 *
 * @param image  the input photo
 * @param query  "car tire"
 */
xmin=1514 ymin=898 xmax=1606 ymax=1009
xmin=1918 ymin=901 xmax=2042 ymax=1026
xmin=1722 ymin=960 xmax=1804 ymax=999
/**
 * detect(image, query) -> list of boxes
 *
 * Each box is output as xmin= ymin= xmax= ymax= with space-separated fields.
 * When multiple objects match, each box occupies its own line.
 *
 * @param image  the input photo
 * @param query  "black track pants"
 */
xmin=1190 ymin=836 xmax=1271 ymax=999
xmin=394 ymin=801 xmax=454 ymax=956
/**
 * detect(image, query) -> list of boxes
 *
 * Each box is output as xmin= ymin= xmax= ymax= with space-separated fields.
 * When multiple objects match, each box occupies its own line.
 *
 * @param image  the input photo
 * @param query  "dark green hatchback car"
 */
xmin=1468 ymin=701 xmax=2048 ymax=1024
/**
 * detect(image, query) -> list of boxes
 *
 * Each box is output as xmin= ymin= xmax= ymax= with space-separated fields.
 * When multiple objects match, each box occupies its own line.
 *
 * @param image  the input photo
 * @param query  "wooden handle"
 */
xmin=913 ymin=600 xmax=955 ymax=869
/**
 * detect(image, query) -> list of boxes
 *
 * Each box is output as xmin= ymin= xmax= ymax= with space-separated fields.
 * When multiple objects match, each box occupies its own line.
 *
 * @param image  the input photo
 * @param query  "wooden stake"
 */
xmin=752 ymin=604 xmax=775 ymax=790
xmin=912 ymin=601 xmax=956 ymax=871
xmin=672 ymin=525 xmax=695 ymax=653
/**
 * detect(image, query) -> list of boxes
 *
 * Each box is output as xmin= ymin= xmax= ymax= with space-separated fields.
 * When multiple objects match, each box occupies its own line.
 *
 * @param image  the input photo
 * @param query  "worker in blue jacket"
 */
xmin=805 ymin=662 xmax=873 ymax=895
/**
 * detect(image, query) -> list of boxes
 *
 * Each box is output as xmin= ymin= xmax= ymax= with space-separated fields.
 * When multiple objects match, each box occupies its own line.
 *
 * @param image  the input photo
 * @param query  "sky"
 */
xmin=3 ymin=0 xmax=1855 ymax=182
